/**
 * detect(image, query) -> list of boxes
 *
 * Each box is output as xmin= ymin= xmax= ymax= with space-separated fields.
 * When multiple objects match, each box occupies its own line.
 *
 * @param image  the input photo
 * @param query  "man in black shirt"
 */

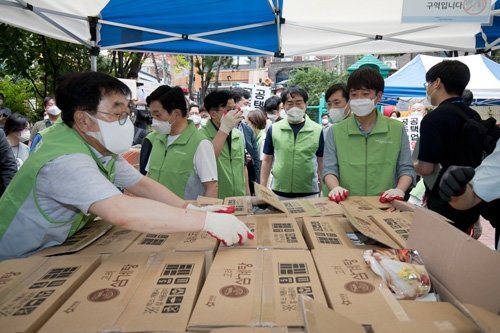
xmin=415 ymin=60 xmax=482 ymax=234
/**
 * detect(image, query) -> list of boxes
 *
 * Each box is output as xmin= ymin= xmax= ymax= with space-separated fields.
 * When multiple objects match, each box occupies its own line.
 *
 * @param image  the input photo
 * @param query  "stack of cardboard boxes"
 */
xmin=0 ymin=187 xmax=499 ymax=332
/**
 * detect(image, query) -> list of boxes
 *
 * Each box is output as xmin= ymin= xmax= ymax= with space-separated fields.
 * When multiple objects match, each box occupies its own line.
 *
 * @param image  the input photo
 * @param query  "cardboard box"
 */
xmin=125 ymin=231 xmax=217 ymax=253
xmin=312 ymin=248 xmax=404 ymax=325
xmin=300 ymin=296 xmax=481 ymax=333
xmin=407 ymin=207 xmax=500 ymax=315
xmin=35 ymin=219 xmax=113 ymax=256
xmin=39 ymin=252 xmax=205 ymax=333
xmin=302 ymin=216 xmax=358 ymax=250
xmin=0 ymin=255 xmax=100 ymax=333
xmin=209 ymin=328 xmax=289 ymax=333
xmin=188 ymin=249 xmax=327 ymax=331
xmin=230 ymin=216 xmax=308 ymax=250
xmin=341 ymin=199 xmax=413 ymax=249
xmin=196 ymin=195 xmax=224 ymax=206
xmin=79 ymin=226 xmax=141 ymax=255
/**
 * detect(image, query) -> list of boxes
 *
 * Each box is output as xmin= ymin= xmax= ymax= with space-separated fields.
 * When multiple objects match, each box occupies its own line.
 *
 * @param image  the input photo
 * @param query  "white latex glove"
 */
xmin=203 ymin=212 xmax=254 ymax=246
xmin=379 ymin=188 xmax=405 ymax=203
xmin=219 ymin=109 xmax=243 ymax=135
xmin=186 ymin=203 xmax=236 ymax=214
xmin=328 ymin=186 xmax=349 ymax=203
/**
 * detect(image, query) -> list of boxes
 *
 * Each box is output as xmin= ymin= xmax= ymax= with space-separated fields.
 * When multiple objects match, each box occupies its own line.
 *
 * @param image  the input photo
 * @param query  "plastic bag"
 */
xmin=363 ymin=248 xmax=431 ymax=300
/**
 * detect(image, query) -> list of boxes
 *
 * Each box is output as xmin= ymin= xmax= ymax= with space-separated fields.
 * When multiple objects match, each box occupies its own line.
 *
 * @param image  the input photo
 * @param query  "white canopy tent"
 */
xmin=0 ymin=0 xmax=498 ymax=59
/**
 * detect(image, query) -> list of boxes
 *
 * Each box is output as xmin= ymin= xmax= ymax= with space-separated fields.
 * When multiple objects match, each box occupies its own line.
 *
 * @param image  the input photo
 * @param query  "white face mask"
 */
xmin=85 ymin=113 xmax=134 ymax=155
xmin=267 ymin=114 xmax=278 ymax=122
xmin=321 ymin=118 xmax=329 ymax=125
xmin=19 ymin=129 xmax=31 ymax=142
xmin=328 ymin=107 xmax=346 ymax=123
xmin=188 ymin=115 xmax=202 ymax=125
xmin=350 ymin=99 xmax=375 ymax=117
xmin=200 ymin=118 xmax=209 ymax=126
xmin=151 ymin=119 xmax=172 ymax=135
xmin=46 ymin=105 xmax=61 ymax=116
xmin=286 ymin=107 xmax=305 ymax=123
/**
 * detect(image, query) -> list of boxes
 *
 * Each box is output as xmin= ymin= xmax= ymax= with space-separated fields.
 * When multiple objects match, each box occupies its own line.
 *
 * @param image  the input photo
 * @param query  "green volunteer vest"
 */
xmin=333 ymin=114 xmax=402 ymax=196
xmin=200 ymin=120 xmax=245 ymax=199
xmin=256 ymin=130 xmax=265 ymax=154
xmin=271 ymin=116 xmax=322 ymax=193
xmin=0 ymin=121 xmax=116 ymax=239
xmin=147 ymin=121 xmax=205 ymax=198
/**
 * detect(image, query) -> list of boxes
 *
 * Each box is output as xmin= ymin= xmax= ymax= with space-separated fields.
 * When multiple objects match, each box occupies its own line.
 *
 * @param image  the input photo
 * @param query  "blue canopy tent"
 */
xmin=0 ymin=0 xmax=499 ymax=63
xmin=476 ymin=0 xmax=500 ymax=52
xmin=382 ymin=54 xmax=500 ymax=106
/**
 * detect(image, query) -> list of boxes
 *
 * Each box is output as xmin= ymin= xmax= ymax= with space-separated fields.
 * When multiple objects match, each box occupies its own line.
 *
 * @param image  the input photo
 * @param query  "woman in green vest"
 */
xmin=323 ymin=67 xmax=415 ymax=203
xmin=141 ymin=86 xmax=218 ymax=200
xmin=0 ymin=72 xmax=252 ymax=260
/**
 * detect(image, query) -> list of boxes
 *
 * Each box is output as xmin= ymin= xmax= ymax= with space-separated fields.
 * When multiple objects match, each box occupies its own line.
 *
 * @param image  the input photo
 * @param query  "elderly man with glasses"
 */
xmin=0 ymin=72 xmax=253 ymax=260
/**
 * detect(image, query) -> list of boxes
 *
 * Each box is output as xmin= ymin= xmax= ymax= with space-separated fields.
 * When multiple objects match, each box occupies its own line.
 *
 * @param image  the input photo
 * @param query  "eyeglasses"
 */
xmin=94 ymin=110 xmax=136 ymax=125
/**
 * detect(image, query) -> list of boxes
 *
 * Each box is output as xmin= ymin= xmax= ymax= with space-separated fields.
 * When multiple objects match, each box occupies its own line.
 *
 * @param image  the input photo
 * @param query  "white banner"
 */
xmin=235 ymin=83 xmax=272 ymax=110
xmin=402 ymin=0 xmax=491 ymax=23
xmin=398 ymin=113 xmax=423 ymax=153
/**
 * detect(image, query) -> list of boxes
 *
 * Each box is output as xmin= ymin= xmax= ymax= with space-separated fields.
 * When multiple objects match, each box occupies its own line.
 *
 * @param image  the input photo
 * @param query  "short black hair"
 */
xmin=462 ymin=89 xmax=474 ymax=106
xmin=325 ymin=83 xmax=349 ymax=103
xmin=425 ymin=60 xmax=470 ymax=96
xmin=347 ymin=67 xmax=385 ymax=94
xmin=189 ymin=103 xmax=199 ymax=111
xmin=263 ymin=95 xmax=281 ymax=114
xmin=4 ymin=113 xmax=28 ymax=136
xmin=56 ymin=72 xmax=131 ymax=128
xmin=0 ymin=93 xmax=4 ymax=99
xmin=43 ymin=96 xmax=55 ymax=108
xmin=204 ymin=90 xmax=233 ymax=111
xmin=281 ymin=86 xmax=308 ymax=104
xmin=230 ymin=87 xmax=251 ymax=103
xmin=147 ymin=85 xmax=187 ymax=117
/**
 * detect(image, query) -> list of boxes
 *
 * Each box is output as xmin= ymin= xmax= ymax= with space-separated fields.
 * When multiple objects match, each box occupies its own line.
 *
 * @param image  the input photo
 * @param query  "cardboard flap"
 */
xmin=36 ymin=219 xmax=113 ymax=256
xmin=407 ymin=207 xmax=500 ymax=314
xmin=197 ymin=196 xmax=224 ymax=206
xmin=463 ymin=304 xmax=500 ymax=333
xmin=254 ymin=183 xmax=288 ymax=213
xmin=299 ymin=295 xmax=365 ymax=333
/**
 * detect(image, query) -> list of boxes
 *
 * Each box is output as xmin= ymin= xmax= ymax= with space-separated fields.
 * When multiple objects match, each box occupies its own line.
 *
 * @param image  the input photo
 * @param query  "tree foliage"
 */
xmin=288 ymin=66 xmax=348 ymax=105
xmin=194 ymin=56 xmax=236 ymax=100
xmin=0 ymin=75 xmax=36 ymax=121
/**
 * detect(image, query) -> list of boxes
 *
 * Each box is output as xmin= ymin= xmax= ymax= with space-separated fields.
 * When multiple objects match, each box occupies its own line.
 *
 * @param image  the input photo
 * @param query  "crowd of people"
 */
xmin=0 ymin=59 xmax=499 ymax=259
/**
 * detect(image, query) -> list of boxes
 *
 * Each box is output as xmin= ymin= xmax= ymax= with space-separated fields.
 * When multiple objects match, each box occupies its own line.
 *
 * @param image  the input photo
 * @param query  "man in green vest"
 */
xmin=323 ymin=67 xmax=415 ymax=203
xmin=141 ymin=85 xmax=218 ymax=199
xmin=0 ymin=72 xmax=253 ymax=260
xmin=200 ymin=90 xmax=247 ymax=199
xmin=260 ymin=86 xmax=324 ymax=199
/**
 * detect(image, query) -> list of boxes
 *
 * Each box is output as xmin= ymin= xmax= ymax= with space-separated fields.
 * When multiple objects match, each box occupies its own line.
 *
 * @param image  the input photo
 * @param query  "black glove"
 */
xmin=439 ymin=166 xmax=475 ymax=202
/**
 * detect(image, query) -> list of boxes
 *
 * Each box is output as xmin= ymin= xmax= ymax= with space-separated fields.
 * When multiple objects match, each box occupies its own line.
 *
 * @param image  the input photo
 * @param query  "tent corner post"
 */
xmin=90 ymin=46 xmax=100 ymax=72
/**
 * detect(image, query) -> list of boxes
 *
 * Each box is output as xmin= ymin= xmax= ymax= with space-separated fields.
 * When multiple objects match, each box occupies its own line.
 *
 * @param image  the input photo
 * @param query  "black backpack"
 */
xmin=449 ymin=103 xmax=500 ymax=168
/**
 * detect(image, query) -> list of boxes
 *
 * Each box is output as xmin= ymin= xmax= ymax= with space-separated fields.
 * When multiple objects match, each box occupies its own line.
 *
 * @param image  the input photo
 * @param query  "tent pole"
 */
xmin=91 ymin=54 xmax=97 ymax=72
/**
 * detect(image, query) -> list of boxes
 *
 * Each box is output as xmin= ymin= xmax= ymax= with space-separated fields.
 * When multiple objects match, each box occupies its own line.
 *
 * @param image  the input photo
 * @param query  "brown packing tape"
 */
xmin=251 ymin=249 xmax=265 ymax=326
xmin=259 ymin=250 xmax=276 ymax=326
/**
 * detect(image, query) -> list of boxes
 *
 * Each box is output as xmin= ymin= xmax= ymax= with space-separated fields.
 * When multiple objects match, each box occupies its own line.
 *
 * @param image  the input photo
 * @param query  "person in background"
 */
xmin=201 ymin=90 xmax=247 ymax=199
xmin=141 ymin=85 xmax=218 ymax=199
xmin=188 ymin=103 xmax=202 ymax=129
xmin=321 ymin=113 xmax=331 ymax=132
xmin=409 ymin=102 xmax=427 ymax=117
xmin=0 ymin=72 xmax=252 ymax=260
xmin=325 ymin=83 xmax=350 ymax=125
xmin=30 ymin=96 xmax=60 ymax=142
xmin=263 ymin=95 xmax=284 ymax=130
xmin=261 ymin=86 xmax=324 ymax=199
xmin=414 ymin=60 xmax=483 ymax=235
xmin=246 ymin=109 xmax=268 ymax=171
xmin=231 ymin=88 xmax=260 ymax=191
xmin=0 ymin=92 xmax=12 ymax=131
xmin=438 ymin=138 xmax=500 ymax=250
xmin=0 ymin=129 xmax=17 ymax=196
xmin=4 ymin=113 xmax=30 ymax=169
xmin=126 ymin=71 xmax=151 ymax=131
xmin=389 ymin=110 xmax=401 ymax=119
xmin=199 ymin=105 xmax=211 ymax=127
xmin=323 ymin=67 xmax=415 ymax=203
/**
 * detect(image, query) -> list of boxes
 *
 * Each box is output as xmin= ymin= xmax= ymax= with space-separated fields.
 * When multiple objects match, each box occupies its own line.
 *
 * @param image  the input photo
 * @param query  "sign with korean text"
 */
xmin=398 ymin=113 xmax=423 ymax=153
xmin=402 ymin=0 xmax=491 ymax=23
xmin=235 ymin=83 xmax=272 ymax=110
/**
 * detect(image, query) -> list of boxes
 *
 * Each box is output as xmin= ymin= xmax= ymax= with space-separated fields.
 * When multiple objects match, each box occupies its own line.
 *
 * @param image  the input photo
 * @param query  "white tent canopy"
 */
xmin=384 ymin=54 xmax=500 ymax=102
xmin=0 ymin=0 xmax=497 ymax=57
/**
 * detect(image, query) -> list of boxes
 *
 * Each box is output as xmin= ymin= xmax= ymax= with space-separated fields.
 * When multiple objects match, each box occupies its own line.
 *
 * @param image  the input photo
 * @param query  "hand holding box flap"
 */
xmin=363 ymin=249 xmax=431 ymax=300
